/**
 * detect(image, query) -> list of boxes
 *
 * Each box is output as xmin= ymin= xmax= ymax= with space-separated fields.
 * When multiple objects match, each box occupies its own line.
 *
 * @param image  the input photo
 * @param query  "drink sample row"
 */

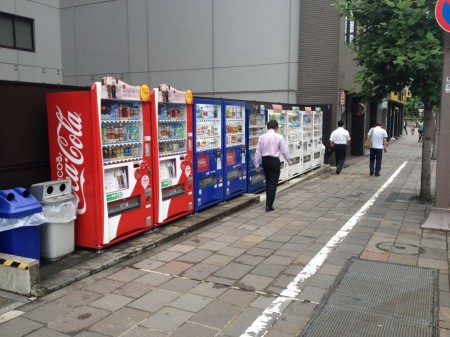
xmin=226 ymin=134 xmax=243 ymax=146
xmin=226 ymin=125 xmax=243 ymax=133
xmin=102 ymin=124 xmax=140 ymax=143
xmin=195 ymin=104 xmax=219 ymax=119
xmin=159 ymin=105 xmax=186 ymax=119
xmin=101 ymin=101 xmax=140 ymax=120
xmin=196 ymin=125 xmax=219 ymax=136
xmin=103 ymin=144 xmax=141 ymax=161
xmin=159 ymin=124 xmax=185 ymax=139
xmin=197 ymin=137 xmax=220 ymax=150
xmin=159 ymin=141 xmax=186 ymax=155
xmin=225 ymin=105 xmax=243 ymax=119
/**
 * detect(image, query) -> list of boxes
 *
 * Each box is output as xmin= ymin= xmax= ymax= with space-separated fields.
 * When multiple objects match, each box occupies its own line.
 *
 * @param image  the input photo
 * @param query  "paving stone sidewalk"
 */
xmin=1 ymin=133 xmax=448 ymax=337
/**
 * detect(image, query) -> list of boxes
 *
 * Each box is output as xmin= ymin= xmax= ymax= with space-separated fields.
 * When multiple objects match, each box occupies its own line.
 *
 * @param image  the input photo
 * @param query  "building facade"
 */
xmin=0 ymin=1 xmax=62 ymax=83
xmin=1 ymin=0 xmax=374 ymax=154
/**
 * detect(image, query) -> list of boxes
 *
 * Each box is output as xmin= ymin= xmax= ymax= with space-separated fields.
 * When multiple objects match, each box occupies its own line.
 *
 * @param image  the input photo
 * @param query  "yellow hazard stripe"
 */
xmin=0 ymin=258 xmax=29 ymax=270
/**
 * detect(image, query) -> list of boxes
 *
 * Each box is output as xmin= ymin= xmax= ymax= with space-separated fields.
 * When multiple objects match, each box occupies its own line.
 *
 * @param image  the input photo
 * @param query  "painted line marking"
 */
xmin=240 ymin=161 xmax=408 ymax=337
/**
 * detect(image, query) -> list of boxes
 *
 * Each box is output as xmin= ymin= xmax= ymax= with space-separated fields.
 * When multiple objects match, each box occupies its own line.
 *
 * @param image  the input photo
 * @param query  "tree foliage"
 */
xmin=335 ymin=0 xmax=443 ymax=106
xmin=334 ymin=0 xmax=443 ymax=201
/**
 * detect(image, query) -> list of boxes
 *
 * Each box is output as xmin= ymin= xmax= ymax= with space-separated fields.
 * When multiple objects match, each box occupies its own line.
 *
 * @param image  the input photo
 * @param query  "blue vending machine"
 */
xmin=223 ymin=100 xmax=247 ymax=200
xmin=193 ymin=99 xmax=224 ymax=212
xmin=246 ymin=102 xmax=266 ymax=193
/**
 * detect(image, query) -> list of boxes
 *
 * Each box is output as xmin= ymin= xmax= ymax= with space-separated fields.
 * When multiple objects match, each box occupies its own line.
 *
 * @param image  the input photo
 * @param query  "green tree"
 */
xmin=335 ymin=0 xmax=443 ymax=201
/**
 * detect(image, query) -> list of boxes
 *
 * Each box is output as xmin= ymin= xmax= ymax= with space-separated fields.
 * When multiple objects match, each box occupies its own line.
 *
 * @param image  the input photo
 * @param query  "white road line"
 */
xmin=240 ymin=161 xmax=408 ymax=337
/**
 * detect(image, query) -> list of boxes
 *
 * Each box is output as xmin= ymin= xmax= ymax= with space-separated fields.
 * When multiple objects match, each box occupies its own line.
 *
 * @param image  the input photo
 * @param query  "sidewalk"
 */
xmin=1 ymin=133 xmax=447 ymax=337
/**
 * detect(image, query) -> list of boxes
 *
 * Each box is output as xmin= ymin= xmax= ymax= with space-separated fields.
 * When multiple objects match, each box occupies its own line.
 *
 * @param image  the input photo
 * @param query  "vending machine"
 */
xmin=267 ymin=104 xmax=289 ymax=182
xmin=302 ymin=108 xmax=314 ymax=173
xmin=151 ymin=84 xmax=194 ymax=225
xmin=223 ymin=101 xmax=247 ymax=200
xmin=287 ymin=106 xmax=303 ymax=178
xmin=246 ymin=102 xmax=266 ymax=193
xmin=312 ymin=107 xmax=324 ymax=167
xmin=193 ymin=98 xmax=224 ymax=212
xmin=46 ymin=77 xmax=153 ymax=249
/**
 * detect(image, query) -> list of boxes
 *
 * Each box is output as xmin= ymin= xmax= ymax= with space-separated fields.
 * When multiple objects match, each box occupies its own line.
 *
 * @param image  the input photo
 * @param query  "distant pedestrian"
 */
xmin=403 ymin=121 xmax=408 ymax=135
xmin=410 ymin=121 xmax=416 ymax=135
xmin=418 ymin=120 xmax=424 ymax=142
xmin=368 ymin=123 xmax=388 ymax=176
xmin=329 ymin=120 xmax=351 ymax=174
xmin=254 ymin=120 xmax=292 ymax=212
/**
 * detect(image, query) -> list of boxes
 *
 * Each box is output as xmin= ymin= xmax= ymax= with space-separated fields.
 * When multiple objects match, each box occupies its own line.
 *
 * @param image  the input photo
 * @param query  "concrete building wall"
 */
xmin=0 ymin=0 xmax=62 ymax=84
xmin=60 ymin=0 xmax=300 ymax=103
xmin=297 ymin=0 xmax=340 ymax=142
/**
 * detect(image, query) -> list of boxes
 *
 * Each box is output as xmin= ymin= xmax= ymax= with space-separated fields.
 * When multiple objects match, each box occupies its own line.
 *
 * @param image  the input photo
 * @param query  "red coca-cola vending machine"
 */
xmin=151 ymin=84 xmax=194 ymax=225
xmin=46 ymin=76 xmax=153 ymax=250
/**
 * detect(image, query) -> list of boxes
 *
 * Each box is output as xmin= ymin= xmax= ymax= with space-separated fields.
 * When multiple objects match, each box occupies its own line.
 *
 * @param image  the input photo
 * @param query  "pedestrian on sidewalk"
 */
xmin=254 ymin=119 xmax=292 ymax=212
xmin=403 ymin=121 xmax=408 ymax=135
xmin=410 ymin=121 xmax=416 ymax=135
xmin=368 ymin=123 xmax=388 ymax=176
xmin=329 ymin=120 xmax=351 ymax=174
xmin=418 ymin=120 xmax=424 ymax=142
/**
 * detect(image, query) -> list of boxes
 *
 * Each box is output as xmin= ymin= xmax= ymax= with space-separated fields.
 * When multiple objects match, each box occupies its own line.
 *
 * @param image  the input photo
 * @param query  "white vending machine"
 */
xmin=287 ymin=106 xmax=303 ymax=178
xmin=302 ymin=108 xmax=314 ymax=173
xmin=312 ymin=107 xmax=323 ymax=167
xmin=267 ymin=105 xmax=289 ymax=182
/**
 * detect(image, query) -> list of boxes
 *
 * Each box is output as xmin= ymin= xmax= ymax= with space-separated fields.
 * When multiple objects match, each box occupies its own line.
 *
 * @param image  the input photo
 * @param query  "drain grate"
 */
xmin=385 ymin=192 xmax=415 ymax=203
xmin=300 ymin=258 xmax=437 ymax=337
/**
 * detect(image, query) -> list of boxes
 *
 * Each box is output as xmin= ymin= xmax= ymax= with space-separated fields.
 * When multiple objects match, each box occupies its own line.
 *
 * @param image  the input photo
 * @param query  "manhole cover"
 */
xmin=300 ymin=258 xmax=437 ymax=337
xmin=376 ymin=242 xmax=425 ymax=255
xmin=385 ymin=192 xmax=414 ymax=203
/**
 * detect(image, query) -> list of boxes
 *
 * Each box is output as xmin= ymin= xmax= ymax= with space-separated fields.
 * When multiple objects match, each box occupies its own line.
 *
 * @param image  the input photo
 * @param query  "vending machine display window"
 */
xmin=104 ymin=167 xmax=129 ymax=193
xmin=160 ymin=158 xmax=177 ymax=180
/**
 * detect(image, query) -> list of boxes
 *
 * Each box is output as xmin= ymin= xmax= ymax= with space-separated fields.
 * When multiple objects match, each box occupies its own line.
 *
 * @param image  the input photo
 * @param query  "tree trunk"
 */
xmin=420 ymin=105 xmax=433 ymax=201
xmin=431 ymin=110 xmax=439 ymax=160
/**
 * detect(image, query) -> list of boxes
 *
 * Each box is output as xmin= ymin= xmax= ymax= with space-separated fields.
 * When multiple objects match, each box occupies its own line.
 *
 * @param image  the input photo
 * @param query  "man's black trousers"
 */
xmin=262 ymin=156 xmax=281 ymax=210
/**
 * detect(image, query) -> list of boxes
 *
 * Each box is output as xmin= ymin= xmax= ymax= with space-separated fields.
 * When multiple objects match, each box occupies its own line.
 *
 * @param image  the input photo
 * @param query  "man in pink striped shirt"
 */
xmin=254 ymin=120 xmax=292 ymax=212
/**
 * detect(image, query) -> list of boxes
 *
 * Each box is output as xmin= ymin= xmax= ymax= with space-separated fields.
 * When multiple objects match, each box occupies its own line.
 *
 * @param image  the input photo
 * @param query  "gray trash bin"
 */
xmin=30 ymin=180 xmax=77 ymax=260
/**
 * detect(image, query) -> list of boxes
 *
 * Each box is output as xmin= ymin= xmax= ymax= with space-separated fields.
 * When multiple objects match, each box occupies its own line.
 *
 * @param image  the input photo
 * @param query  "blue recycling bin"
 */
xmin=0 ymin=188 xmax=44 ymax=260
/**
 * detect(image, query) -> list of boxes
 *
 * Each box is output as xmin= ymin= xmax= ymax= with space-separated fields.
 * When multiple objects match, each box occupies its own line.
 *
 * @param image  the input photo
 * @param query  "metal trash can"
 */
xmin=30 ymin=180 xmax=77 ymax=261
xmin=0 ymin=187 xmax=45 ymax=260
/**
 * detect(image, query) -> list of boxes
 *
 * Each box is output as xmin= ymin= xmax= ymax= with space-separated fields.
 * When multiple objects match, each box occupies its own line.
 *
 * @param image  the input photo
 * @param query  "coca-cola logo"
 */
xmin=55 ymin=106 xmax=87 ymax=214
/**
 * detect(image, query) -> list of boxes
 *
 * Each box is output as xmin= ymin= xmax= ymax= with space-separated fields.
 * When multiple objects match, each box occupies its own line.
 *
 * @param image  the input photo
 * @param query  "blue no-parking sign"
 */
xmin=436 ymin=0 xmax=450 ymax=32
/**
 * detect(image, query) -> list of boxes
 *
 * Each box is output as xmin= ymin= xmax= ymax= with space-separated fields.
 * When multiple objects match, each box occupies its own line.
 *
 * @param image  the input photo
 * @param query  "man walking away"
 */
xmin=254 ymin=120 xmax=292 ymax=212
xmin=329 ymin=120 xmax=351 ymax=174
xmin=418 ymin=120 xmax=424 ymax=142
xmin=403 ymin=121 xmax=408 ymax=135
xmin=368 ymin=123 xmax=388 ymax=176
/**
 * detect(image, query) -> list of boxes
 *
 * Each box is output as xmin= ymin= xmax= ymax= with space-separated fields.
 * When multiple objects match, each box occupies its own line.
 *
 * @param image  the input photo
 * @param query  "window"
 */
xmin=0 ymin=12 xmax=34 ymax=51
xmin=344 ymin=16 xmax=357 ymax=45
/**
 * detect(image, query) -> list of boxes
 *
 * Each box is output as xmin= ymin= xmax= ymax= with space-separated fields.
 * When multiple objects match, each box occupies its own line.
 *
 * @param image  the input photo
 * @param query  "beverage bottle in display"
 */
xmin=111 ymin=79 xmax=117 ymax=99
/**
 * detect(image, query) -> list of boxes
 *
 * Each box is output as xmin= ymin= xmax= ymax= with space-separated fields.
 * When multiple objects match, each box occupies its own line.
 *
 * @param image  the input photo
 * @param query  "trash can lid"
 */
xmin=0 ymin=188 xmax=42 ymax=218
xmin=39 ymin=194 xmax=77 ymax=206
